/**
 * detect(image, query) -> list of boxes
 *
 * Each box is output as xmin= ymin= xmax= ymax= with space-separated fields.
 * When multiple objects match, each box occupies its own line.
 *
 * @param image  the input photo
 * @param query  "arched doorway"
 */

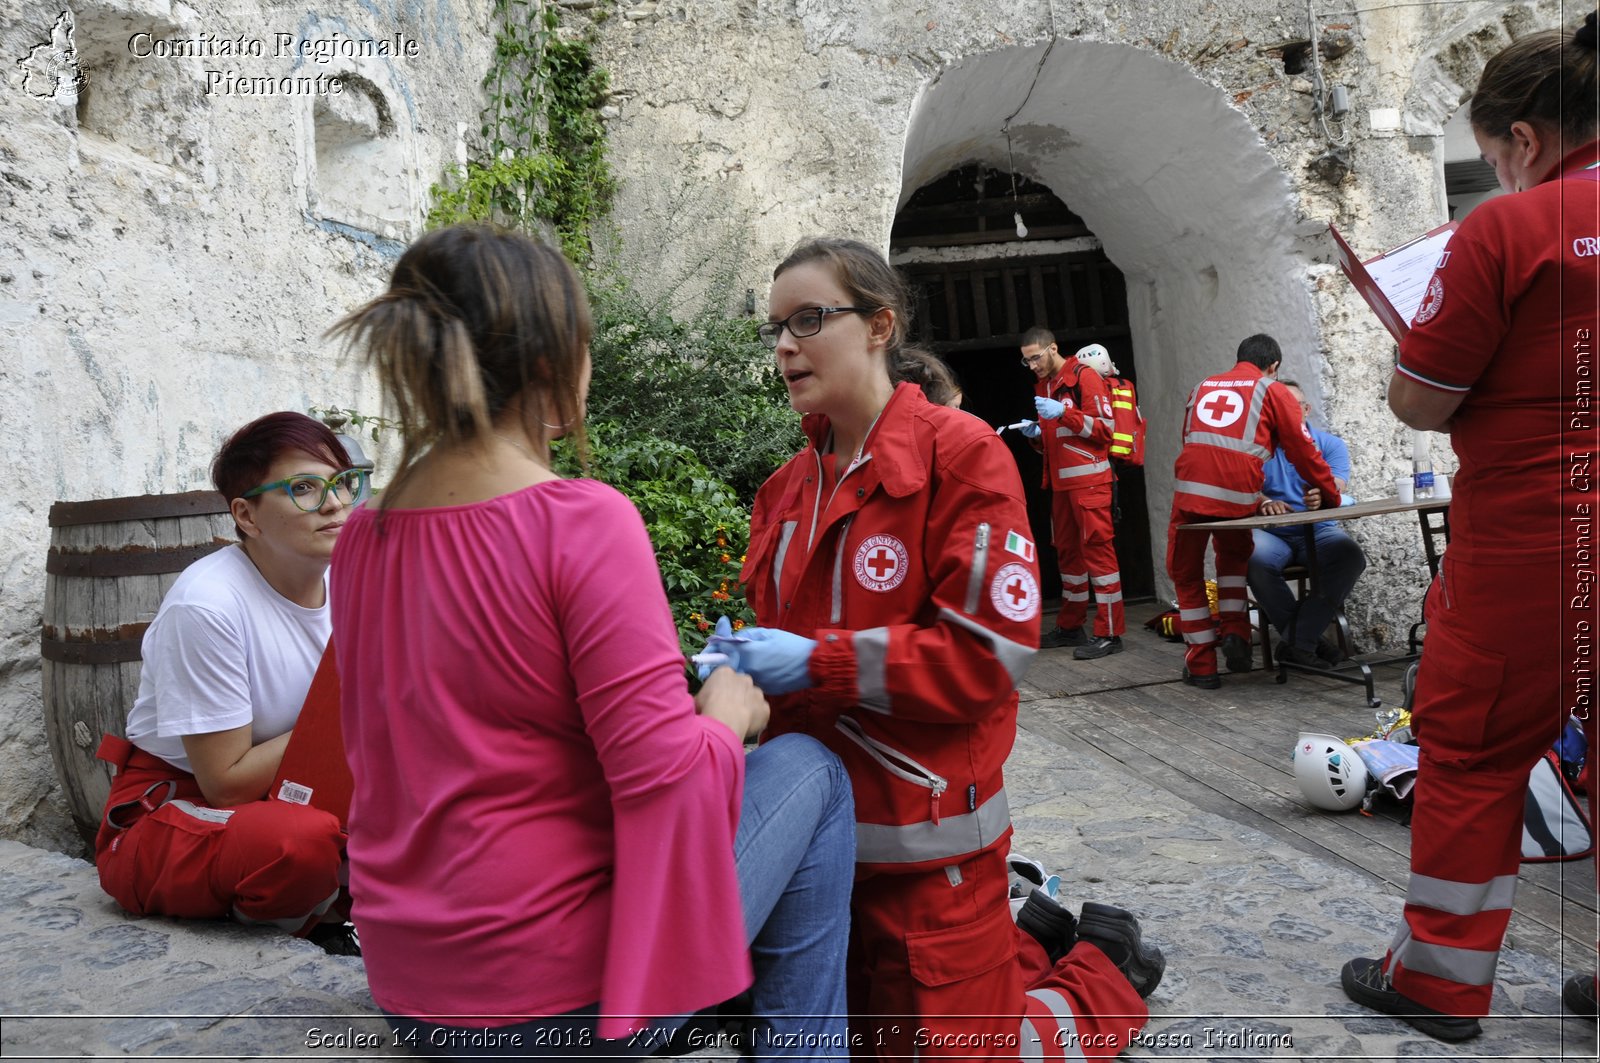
xmin=891 ymin=165 xmax=1153 ymax=600
xmin=897 ymin=39 xmax=1323 ymax=602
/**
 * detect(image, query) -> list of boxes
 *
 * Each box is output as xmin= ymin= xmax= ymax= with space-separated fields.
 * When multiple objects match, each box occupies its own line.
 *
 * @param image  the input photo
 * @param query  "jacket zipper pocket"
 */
xmin=964 ymin=522 xmax=990 ymax=614
xmin=1061 ymin=442 xmax=1095 ymax=462
xmin=835 ymin=716 xmax=950 ymax=824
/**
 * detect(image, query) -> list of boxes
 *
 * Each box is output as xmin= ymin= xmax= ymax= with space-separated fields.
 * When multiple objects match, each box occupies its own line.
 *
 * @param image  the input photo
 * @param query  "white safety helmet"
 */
xmin=1293 ymin=732 xmax=1370 ymax=811
xmin=1074 ymin=343 xmax=1113 ymax=377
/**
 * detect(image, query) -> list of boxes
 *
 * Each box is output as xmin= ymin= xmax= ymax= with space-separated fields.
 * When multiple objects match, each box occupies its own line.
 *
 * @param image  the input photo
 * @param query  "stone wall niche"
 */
xmin=71 ymin=5 xmax=208 ymax=179
xmin=310 ymin=74 xmax=409 ymax=238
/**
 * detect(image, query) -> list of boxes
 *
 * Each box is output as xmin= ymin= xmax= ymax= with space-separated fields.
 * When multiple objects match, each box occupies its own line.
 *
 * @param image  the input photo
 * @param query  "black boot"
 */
xmin=1340 ymin=957 xmax=1482 ymax=1042
xmin=1015 ymin=890 xmax=1078 ymax=965
xmin=1075 ymin=902 xmax=1166 ymax=999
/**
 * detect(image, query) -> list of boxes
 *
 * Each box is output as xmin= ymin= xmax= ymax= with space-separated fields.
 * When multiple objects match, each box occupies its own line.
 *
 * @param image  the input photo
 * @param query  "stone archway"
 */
xmin=898 ymin=39 xmax=1320 ymax=599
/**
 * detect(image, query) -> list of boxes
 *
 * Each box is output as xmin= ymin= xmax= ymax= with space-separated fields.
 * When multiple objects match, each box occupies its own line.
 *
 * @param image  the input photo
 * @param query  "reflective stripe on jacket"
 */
xmin=1033 ymin=359 xmax=1114 ymax=491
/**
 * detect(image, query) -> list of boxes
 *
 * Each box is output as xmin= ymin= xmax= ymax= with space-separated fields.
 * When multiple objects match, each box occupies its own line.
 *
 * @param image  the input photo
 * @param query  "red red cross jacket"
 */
xmin=1031 ymin=357 xmax=1114 ymax=491
xmin=742 ymin=383 xmax=1041 ymax=873
xmin=1172 ymin=362 xmax=1339 ymax=517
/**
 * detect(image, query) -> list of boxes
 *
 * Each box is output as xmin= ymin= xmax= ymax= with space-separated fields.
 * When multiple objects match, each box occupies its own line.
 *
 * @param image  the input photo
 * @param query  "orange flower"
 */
xmin=720 ymin=553 xmax=731 ymax=564
xmin=732 ymin=619 xmax=746 ymax=630
xmin=696 ymin=620 xmax=710 ymax=631
xmin=711 ymin=590 xmax=731 ymax=601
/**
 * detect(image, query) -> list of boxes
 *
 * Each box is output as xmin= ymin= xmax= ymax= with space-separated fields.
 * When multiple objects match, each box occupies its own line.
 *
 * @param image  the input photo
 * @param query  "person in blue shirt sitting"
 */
xmin=1246 ymin=381 xmax=1366 ymax=670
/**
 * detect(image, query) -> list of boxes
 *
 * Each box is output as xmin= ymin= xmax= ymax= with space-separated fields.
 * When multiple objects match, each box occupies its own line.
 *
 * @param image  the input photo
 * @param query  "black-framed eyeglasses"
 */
xmin=758 ymin=306 xmax=877 ymax=349
xmin=241 ymin=469 xmax=371 ymax=512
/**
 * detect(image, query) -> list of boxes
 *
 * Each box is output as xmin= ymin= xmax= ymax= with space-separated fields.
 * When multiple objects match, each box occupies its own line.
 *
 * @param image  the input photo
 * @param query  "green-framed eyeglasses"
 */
xmin=240 ymin=469 xmax=371 ymax=512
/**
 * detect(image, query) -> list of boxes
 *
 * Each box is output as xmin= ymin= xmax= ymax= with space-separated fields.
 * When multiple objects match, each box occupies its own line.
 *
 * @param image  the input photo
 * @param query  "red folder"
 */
xmin=270 ymin=642 xmax=352 ymax=828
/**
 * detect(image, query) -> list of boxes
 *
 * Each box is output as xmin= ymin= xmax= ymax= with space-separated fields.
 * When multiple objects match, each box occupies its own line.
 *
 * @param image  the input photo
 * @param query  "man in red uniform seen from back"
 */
xmin=1019 ymin=327 xmax=1126 ymax=659
xmin=1166 ymin=334 xmax=1339 ymax=688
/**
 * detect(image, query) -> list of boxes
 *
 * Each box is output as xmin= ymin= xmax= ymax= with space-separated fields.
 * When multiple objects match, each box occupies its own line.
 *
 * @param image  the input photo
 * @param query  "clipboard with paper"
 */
xmin=1328 ymin=222 xmax=1458 ymax=343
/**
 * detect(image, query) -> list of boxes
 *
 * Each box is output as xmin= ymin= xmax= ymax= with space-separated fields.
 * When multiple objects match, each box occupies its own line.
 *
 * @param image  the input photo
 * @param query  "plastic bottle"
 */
xmin=1411 ymin=433 xmax=1435 ymax=500
xmin=1412 ymin=454 xmax=1435 ymax=499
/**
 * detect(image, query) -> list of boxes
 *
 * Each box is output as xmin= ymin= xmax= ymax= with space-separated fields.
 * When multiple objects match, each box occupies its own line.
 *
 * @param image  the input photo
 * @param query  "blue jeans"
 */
xmin=387 ymin=733 xmax=855 ymax=1061
xmin=1248 ymin=525 xmax=1367 ymax=651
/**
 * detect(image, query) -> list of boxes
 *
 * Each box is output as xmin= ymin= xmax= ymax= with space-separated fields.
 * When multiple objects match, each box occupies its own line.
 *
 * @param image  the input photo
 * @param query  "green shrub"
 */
xmin=583 ymin=274 xmax=802 ymax=504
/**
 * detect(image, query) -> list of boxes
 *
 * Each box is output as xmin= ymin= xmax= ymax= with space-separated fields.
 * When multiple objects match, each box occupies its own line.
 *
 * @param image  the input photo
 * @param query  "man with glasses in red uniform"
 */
xmin=1018 ymin=327 xmax=1126 ymax=659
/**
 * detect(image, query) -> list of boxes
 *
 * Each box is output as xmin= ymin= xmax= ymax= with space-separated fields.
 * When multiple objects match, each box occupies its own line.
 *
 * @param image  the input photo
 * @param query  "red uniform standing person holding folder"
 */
xmin=1342 ymin=12 xmax=1600 ymax=1039
xmin=1166 ymin=335 xmax=1338 ymax=688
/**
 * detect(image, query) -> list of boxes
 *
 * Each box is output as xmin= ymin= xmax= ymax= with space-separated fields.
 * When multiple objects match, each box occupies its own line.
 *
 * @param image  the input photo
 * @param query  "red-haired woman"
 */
xmin=94 ymin=411 xmax=366 ymax=953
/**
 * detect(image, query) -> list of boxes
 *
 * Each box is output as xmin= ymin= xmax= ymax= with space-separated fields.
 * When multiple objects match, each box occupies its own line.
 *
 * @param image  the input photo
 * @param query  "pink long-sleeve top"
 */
xmin=330 ymin=478 xmax=751 ymax=1038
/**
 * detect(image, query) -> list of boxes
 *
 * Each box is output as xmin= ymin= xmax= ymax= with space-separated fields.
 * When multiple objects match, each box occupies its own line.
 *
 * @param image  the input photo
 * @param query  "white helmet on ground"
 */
xmin=1293 ymin=732 xmax=1370 ymax=811
xmin=1074 ymin=343 xmax=1113 ymax=377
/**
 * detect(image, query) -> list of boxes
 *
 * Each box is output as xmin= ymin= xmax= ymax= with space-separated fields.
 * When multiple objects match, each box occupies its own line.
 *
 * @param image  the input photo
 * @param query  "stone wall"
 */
xmin=584 ymin=0 xmax=1569 ymax=648
xmin=0 ymin=0 xmax=492 ymax=852
xmin=0 ymin=0 xmax=1577 ymax=847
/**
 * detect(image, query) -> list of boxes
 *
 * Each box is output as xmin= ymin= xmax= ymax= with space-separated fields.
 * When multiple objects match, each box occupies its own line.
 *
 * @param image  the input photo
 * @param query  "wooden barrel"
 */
xmin=41 ymin=491 xmax=235 ymax=845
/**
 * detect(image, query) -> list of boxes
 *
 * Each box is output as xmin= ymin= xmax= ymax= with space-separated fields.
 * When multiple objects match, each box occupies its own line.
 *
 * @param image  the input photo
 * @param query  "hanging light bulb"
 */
xmin=1014 ymin=212 xmax=1029 ymax=239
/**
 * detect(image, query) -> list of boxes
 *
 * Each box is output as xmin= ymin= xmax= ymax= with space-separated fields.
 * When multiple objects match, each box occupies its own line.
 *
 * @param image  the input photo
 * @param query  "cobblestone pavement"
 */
xmin=1 ymin=707 xmax=1597 ymax=1060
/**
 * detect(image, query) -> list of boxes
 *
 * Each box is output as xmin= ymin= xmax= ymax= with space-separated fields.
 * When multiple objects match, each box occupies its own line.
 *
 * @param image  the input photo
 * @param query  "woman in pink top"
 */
xmin=327 ymin=224 xmax=855 ymax=1060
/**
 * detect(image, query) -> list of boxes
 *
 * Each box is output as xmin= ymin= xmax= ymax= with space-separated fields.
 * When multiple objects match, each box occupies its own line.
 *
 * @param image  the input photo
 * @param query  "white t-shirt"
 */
xmin=125 ymin=544 xmax=330 ymax=774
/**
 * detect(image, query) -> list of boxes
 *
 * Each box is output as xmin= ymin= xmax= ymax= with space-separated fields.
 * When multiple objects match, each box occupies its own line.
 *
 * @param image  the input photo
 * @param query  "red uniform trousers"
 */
xmin=1050 ymin=484 xmax=1124 ymax=637
xmin=1164 ymin=507 xmax=1251 ymax=677
xmin=1383 ymin=555 xmax=1572 ymax=1016
xmin=95 ymin=747 xmax=347 ymax=935
xmin=847 ymin=846 xmax=1147 ymax=1061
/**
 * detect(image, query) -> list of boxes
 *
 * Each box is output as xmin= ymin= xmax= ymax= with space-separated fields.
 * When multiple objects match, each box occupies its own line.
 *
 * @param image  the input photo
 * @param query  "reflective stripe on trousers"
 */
xmin=1166 ymin=509 xmax=1252 ymax=676
xmin=1021 ymin=988 xmax=1087 ymax=1062
xmin=1215 ymin=574 xmax=1248 ymax=615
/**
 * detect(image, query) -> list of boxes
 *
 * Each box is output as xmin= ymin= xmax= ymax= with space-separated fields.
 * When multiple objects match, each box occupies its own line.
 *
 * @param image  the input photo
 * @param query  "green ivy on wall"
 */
xmin=426 ymin=0 xmax=615 ymax=262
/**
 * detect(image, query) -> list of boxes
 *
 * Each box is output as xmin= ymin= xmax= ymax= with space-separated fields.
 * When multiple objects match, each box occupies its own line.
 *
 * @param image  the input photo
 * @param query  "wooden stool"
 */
xmin=1254 ymin=563 xmax=1357 ymax=668
xmin=1254 ymin=563 xmax=1307 ymax=669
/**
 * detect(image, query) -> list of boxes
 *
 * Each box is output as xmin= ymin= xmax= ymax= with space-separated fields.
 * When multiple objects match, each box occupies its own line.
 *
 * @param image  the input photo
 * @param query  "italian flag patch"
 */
xmin=1004 ymin=530 xmax=1035 ymax=562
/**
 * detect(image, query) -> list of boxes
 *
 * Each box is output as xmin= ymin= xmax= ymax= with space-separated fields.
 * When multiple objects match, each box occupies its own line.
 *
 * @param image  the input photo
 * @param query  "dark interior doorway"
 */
xmin=892 ymin=166 xmax=1154 ymax=602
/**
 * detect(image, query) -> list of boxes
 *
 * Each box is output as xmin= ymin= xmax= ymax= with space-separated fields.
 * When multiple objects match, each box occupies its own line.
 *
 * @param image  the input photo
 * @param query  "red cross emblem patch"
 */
xmin=1413 ymin=276 xmax=1444 ymax=325
xmin=990 ymin=562 xmax=1040 ymax=622
xmin=854 ymin=534 xmax=909 ymax=592
xmin=1196 ymin=389 xmax=1245 ymax=428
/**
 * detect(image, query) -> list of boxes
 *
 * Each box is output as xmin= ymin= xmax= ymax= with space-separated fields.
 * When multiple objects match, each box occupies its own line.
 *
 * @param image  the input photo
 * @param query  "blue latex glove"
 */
xmin=1034 ymin=396 xmax=1066 ymax=420
xmin=1019 ymin=420 xmax=1042 ymax=439
xmin=696 ymin=616 xmax=740 ymax=680
xmin=705 ymin=620 xmax=817 ymax=695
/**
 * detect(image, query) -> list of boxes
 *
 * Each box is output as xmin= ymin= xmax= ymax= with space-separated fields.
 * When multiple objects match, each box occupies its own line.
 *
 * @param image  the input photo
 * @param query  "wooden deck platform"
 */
xmin=1019 ymin=601 xmax=1598 ymax=965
